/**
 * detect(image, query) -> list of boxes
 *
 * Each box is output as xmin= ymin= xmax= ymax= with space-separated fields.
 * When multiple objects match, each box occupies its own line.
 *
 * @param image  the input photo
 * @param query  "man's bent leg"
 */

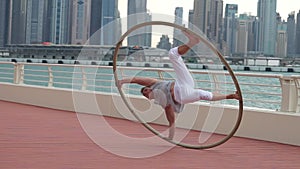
xmin=169 ymin=47 xmax=194 ymax=87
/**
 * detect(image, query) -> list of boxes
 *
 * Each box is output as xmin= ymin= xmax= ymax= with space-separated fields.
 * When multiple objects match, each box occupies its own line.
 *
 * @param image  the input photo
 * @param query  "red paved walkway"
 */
xmin=1 ymin=100 xmax=299 ymax=169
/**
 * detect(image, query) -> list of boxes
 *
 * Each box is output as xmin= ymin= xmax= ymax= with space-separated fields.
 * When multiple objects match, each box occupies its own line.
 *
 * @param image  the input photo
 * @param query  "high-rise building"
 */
xmin=236 ymin=14 xmax=248 ymax=55
xmin=193 ymin=0 xmax=209 ymax=35
xmin=7 ymin=0 xmax=56 ymax=45
xmin=128 ymin=0 xmax=147 ymax=15
xmin=0 ymin=0 xmax=10 ymax=47
xmin=287 ymin=12 xmax=296 ymax=56
xmin=8 ymin=0 xmax=28 ymax=44
xmin=100 ymin=0 xmax=120 ymax=45
xmin=127 ymin=0 xmax=151 ymax=47
xmin=193 ymin=0 xmax=223 ymax=50
xmin=43 ymin=0 xmax=54 ymax=43
xmin=173 ymin=7 xmax=183 ymax=47
xmin=188 ymin=10 xmax=194 ymax=29
xmin=224 ymin=4 xmax=238 ymax=55
xmin=156 ymin=35 xmax=171 ymax=51
xmin=247 ymin=15 xmax=258 ymax=52
xmin=89 ymin=0 xmax=102 ymax=44
xmin=257 ymin=0 xmax=277 ymax=56
xmin=71 ymin=0 xmax=91 ymax=45
xmin=89 ymin=0 xmax=121 ymax=45
xmin=208 ymin=0 xmax=223 ymax=48
xmin=295 ymin=10 xmax=300 ymax=54
xmin=50 ymin=0 xmax=72 ymax=44
xmin=26 ymin=0 xmax=46 ymax=44
xmin=276 ymin=22 xmax=287 ymax=57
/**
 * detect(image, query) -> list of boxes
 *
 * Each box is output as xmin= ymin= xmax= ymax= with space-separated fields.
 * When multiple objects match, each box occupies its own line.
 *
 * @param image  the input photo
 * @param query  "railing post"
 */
xmin=158 ymin=70 xmax=164 ymax=80
xmin=13 ymin=63 xmax=19 ymax=84
xmin=81 ymin=67 xmax=87 ymax=90
xmin=13 ymin=63 xmax=24 ymax=84
xmin=292 ymin=76 xmax=300 ymax=113
xmin=279 ymin=76 xmax=297 ymax=112
xmin=48 ymin=66 xmax=53 ymax=87
xmin=211 ymin=73 xmax=220 ymax=92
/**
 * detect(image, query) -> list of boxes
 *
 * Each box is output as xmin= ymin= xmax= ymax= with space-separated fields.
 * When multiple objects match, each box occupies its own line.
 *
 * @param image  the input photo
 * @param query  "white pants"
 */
xmin=169 ymin=47 xmax=213 ymax=104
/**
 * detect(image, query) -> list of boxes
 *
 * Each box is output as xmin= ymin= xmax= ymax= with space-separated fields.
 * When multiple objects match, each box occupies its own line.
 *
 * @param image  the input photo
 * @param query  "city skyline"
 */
xmin=119 ymin=0 xmax=300 ymax=21
xmin=1 ymin=0 xmax=299 ymax=58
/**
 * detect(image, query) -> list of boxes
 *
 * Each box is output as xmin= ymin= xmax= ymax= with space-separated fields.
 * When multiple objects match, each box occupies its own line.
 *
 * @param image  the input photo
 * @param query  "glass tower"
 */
xmin=173 ymin=7 xmax=183 ymax=47
xmin=257 ymin=0 xmax=277 ymax=56
xmin=296 ymin=10 xmax=300 ymax=54
xmin=224 ymin=4 xmax=238 ymax=55
xmin=89 ymin=0 xmax=119 ymax=45
xmin=50 ymin=0 xmax=72 ymax=44
xmin=26 ymin=0 xmax=45 ymax=44
xmin=127 ymin=0 xmax=151 ymax=47
xmin=287 ymin=12 xmax=296 ymax=55
xmin=0 ymin=0 xmax=9 ymax=46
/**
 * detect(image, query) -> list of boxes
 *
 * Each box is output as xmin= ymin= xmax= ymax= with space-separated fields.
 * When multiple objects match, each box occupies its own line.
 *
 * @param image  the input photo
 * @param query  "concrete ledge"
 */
xmin=0 ymin=83 xmax=299 ymax=146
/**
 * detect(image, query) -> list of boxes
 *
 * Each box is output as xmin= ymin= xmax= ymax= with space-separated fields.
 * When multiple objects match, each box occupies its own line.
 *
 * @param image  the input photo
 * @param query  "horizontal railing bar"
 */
xmin=0 ymin=72 xmax=14 ymax=75
xmin=24 ymin=74 xmax=49 ymax=78
xmin=0 ymin=68 xmax=14 ymax=70
xmin=0 ymin=77 xmax=14 ymax=81
xmin=24 ymin=79 xmax=48 ymax=83
xmin=243 ymin=99 xmax=281 ymax=104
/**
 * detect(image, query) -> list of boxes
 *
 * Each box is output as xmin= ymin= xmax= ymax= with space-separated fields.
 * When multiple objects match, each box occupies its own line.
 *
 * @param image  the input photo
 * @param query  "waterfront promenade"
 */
xmin=1 ymin=100 xmax=300 ymax=169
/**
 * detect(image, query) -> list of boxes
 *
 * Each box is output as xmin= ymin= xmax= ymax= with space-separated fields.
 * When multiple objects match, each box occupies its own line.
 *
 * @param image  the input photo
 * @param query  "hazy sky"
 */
xmin=119 ymin=0 xmax=300 ymax=21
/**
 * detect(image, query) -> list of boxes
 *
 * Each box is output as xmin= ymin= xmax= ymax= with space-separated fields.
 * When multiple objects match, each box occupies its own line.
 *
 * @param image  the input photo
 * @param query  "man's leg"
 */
xmin=169 ymin=47 xmax=213 ymax=103
xmin=169 ymin=31 xmax=214 ymax=103
xmin=168 ymin=47 xmax=194 ymax=87
xmin=168 ymin=30 xmax=200 ymax=87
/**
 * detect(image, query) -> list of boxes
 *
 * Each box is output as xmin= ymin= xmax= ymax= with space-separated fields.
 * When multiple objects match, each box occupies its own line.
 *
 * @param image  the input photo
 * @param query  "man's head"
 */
xmin=140 ymin=87 xmax=152 ymax=99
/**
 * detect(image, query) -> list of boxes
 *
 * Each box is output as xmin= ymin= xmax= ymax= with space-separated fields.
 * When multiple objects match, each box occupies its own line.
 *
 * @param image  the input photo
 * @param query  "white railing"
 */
xmin=0 ymin=61 xmax=299 ymax=112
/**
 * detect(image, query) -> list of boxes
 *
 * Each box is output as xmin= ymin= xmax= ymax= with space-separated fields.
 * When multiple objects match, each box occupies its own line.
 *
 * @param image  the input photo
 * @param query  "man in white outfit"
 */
xmin=118 ymin=30 xmax=240 ymax=140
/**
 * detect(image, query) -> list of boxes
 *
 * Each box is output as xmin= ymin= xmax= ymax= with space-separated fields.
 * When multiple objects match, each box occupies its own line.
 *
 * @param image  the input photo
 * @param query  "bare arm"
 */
xmin=118 ymin=77 xmax=158 ymax=87
xmin=211 ymin=91 xmax=241 ymax=101
xmin=164 ymin=105 xmax=175 ymax=140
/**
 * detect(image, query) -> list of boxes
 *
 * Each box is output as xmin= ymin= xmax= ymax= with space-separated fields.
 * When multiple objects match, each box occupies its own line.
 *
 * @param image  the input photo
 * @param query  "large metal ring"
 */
xmin=113 ymin=21 xmax=243 ymax=149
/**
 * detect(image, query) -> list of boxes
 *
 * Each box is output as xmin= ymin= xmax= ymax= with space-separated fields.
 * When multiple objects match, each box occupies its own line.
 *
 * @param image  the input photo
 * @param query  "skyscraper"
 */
xmin=7 ymin=0 xmax=60 ymax=45
xmin=89 ymin=0 xmax=102 ymax=44
xmin=101 ymin=0 xmax=119 ymax=45
xmin=287 ymin=12 xmax=296 ymax=55
xmin=236 ymin=14 xmax=248 ymax=55
xmin=208 ymin=0 xmax=223 ymax=48
xmin=43 ymin=0 xmax=54 ymax=43
xmin=276 ymin=22 xmax=287 ymax=57
xmin=173 ymin=7 xmax=183 ymax=47
xmin=188 ymin=10 xmax=194 ymax=29
xmin=0 ymin=0 xmax=10 ymax=47
xmin=71 ymin=0 xmax=91 ymax=45
xmin=50 ymin=0 xmax=72 ymax=44
xmin=295 ymin=10 xmax=300 ymax=54
xmin=257 ymin=0 xmax=277 ymax=56
xmin=193 ymin=0 xmax=210 ymax=35
xmin=224 ymin=4 xmax=238 ymax=55
xmin=89 ymin=0 xmax=120 ymax=45
xmin=127 ymin=0 xmax=151 ymax=47
xmin=247 ymin=15 xmax=258 ymax=52
xmin=193 ymin=0 xmax=223 ymax=50
xmin=8 ymin=0 xmax=28 ymax=44
xmin=26 ymin=0 xmax=46 ymax=44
